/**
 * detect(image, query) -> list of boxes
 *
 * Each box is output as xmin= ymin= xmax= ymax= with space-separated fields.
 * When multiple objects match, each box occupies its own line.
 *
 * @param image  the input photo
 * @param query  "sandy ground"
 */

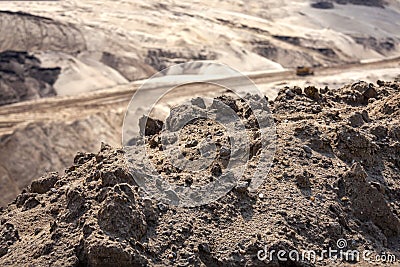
xmin=0 ymin=0 xmax=399 ymax=216
xmin=0 ymin=81 xmax=399 ymax=266
xmin=0 ymin=57 xmax=399 ymax=205
xmin=0 ymin=2 xmax=399 ymax=265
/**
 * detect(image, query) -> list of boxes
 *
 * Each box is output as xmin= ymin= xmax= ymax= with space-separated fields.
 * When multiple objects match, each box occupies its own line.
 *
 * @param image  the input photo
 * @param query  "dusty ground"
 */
xmin=0 ymin=58 xmax=399 ymax=206
xmin=0 ymin=80 xmax=399 ymax=266
xmin=0 ymin=2 xmax=399 ymax=263
xmin=1 ymin=0 xmax=400 ymax=207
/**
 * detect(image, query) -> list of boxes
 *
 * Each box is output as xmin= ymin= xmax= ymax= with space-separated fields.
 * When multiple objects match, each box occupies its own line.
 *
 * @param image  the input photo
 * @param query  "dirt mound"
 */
xmin=0 ymin=51 xmax=60 ymax=106
xmin=0 ymin=81 xmax=399 ymax=266
xmin=0 ymin=110 xmax=123 ymax=207
xmin=0 ymin=11 xmax=86 ymax=53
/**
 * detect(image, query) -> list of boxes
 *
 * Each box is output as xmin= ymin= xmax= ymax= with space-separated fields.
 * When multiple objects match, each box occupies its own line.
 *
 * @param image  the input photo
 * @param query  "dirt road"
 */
xmin=0 ymin=57 xmax=399 ymax=136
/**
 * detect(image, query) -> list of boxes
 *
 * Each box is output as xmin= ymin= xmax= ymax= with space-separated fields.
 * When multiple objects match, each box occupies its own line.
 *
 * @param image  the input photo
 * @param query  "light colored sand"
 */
xmin=1 ymin=0 xmax=400 ymax=97
xmin=36 ymin=51 xmax=129 ymax=95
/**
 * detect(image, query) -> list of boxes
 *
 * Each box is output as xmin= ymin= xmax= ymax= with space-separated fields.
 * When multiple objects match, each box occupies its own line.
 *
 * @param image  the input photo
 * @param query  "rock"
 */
xmin=0 ymin=51 xmax=60 ymax=106
xmin=320 ymin=86 xmax=329 ymax=94
xmin=349 ymin=81 xmax=377 ymax=103
xmin=22 ymin=196 xmax=40 ymax=211
xmin=30 ymin=173 xmax=58 ymax=194
xmin=304 ymin=86 xmax=320 ymax=100
xmin=219 ymin=146 xmax=231 ymax=158
xmin=370 ymin=125 xmax=388 ymax=140
xmin=302 ymin=145 xmax=312 ymax=154
xmin=148 ymin=136 xmax=160 ymax=148
xmin=191 ymin=97 xmax=206 ymax=109
xmin=377 ymin=80 xmax=385 ymax=87
xmin=0 ymin=223 xmax=19 ymax=257
xmin=185 ymin=177 xmax=193 ymax=186
xmin=295 ymin=171 xmax=312 ymax=188
xmin=97 ymin=185 xmax=147 ymax=240
xmin=361 ymin=110 xmax=370 ymax=122
xmin=347 ymin=112 xmax=365 ymax=127
xmin=210 ymin=163 xmax=222 ymax=177
xmin=334 ymin=125 xmax=378 ymax=165
xmin=285 ymin=89 xmax=295 ymax=98
xmin=66 ymin=186 xmax=86 ymax=217
xmin=214 ymin=95 xmax=239 ymax=113
xmin=363 ymin=85 xmax=377 ymax=99
xmin=234 ymin=181 xmax=249 ymax=193
xmin=165 ymin=104 xmax=207 ymax=132
xmin=100 ymin=168 xmax=136 ymax=187
xmin=185 ymin=140 xmax=198 ymax=148
xmin=293 ymin=86 xmax=302 ymax=95
xmin=157 ymin=202 xmax=168 ymax=212
xmin=311 ymin=1 xmax=335 ymax=9
xmin=139 ymin=115 xmax=163 ymax=136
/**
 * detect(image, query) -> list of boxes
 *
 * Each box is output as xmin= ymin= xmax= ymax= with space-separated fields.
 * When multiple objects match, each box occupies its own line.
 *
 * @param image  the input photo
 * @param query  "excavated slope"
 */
xmin=0 ymin=51 xmax=60 ymax=106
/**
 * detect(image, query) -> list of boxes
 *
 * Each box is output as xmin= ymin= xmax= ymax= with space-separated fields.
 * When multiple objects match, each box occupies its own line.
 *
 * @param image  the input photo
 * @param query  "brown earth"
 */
xmin=1 ymin=0 xmax=400 ymax=211
xmin=0 ymin=80 xmax=399 ymax=266
xmin=0 ymin=110 xmax=123 ymax=207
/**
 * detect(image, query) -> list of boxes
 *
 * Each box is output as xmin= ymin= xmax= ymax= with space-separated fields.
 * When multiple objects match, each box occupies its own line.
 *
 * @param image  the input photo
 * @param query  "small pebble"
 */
xmin=235 ymin=181 xmax=248 ymax=193
xmin=219 ymin=147 xmax=231 ymax=157
xmin=285 ymin=89 xmax=295 ymax=98
xmin=157 ymin=202 xmax=168 ymax=212
xmin=341 ymin=196 xmax=349 ymax=202
xmin=302 ymin=145 xmax=312 ymax=154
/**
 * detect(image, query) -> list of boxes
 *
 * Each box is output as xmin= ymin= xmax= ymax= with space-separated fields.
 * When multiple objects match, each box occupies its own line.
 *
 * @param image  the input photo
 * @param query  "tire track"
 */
xmin=0 ymin=57 xmax=399 ymax=135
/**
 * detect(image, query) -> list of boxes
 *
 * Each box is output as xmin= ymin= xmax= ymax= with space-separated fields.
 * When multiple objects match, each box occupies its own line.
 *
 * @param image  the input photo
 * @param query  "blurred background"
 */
xmin=0 ymin=0 xmax=399 ymax=205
